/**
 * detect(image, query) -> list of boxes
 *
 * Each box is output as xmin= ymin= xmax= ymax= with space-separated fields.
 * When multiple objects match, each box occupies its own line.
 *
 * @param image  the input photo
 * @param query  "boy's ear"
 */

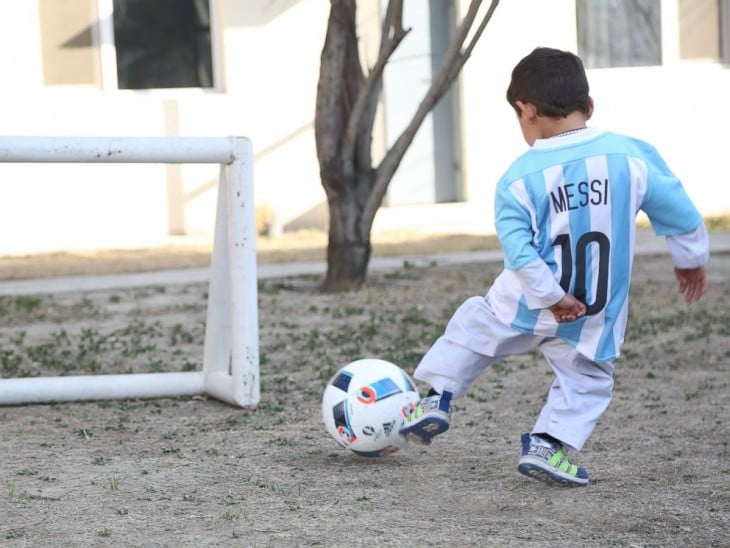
xmin=515 ymin=101 xmax=537 ymax=122
xmin=586 ymin=97 xmax=595 ymax=120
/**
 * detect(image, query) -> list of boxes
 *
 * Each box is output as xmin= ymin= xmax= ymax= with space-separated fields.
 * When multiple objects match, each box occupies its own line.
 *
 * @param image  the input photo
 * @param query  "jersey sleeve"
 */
xmin=639 ymin=147 xmax=703 ymax=235
xmin=495 ymin=180 xmax=565 ymax=309
xmin=666 ymin=223 xmax=710 ymax=268
xmin=494 ymin=179 xmax=538 ymax=270
xmin=511 ymin=257 xmax=566 ymax=309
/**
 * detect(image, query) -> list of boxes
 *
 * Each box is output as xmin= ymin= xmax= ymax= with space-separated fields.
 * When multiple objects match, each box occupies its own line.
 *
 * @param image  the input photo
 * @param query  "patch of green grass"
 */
xmin=265 ymin=435 xmax=296 ymax=447
xmin=161 ymin=446 xmax=182 ymax=457
xmin=383 ymin=265 xmax=418 ymax=281
xmin=220 ymin=511 xmax=238 ymax=521
xmin=0 ymin=349 xmax=22 ymax=376
xmin=258 ymin=280 xmax=297 ymax=294
xmin=16 ymin=468 xmax=38 ymax=476
xmin=12 ymin=295 xmax=44 ymax=314
xmin=169 ymin=323 xmax=195 ymax=345
xmin=5 ymin=529 xmax=24 ymax=540
xmin=147 ymin=359 xmax=168 ymax=373
xmin=71 ymin=297 xmax=96 ymax=314
xmin=2 ymin=313 xmax=201 ymax=378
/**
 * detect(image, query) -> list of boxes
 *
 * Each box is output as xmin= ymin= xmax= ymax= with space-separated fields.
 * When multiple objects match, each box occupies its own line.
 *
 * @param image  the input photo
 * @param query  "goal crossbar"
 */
xmin=0 ymin=136 xmax=237 ymax=164
xmin=0 ymin=136 xmax=259 ymax=407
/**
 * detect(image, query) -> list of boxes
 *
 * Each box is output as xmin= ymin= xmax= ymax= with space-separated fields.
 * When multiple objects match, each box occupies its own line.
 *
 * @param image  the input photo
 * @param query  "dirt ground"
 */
xmin=0 ymin=236 xmax=728 ymax=547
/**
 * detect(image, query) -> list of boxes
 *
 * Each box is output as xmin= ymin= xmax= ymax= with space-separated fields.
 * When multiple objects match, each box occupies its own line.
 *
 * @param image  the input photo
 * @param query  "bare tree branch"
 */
xmin=315 ymin=1 xmax=360 ymax=173
xmin=447 ymin=0 xmax=500 ymax=83
xmin=341 ymin=0 xmax=409 ymax=179
xmin=361 ymin=0 xmax=500 ymax=227
xmin=316 ymin=0 xmax=501 ymax=288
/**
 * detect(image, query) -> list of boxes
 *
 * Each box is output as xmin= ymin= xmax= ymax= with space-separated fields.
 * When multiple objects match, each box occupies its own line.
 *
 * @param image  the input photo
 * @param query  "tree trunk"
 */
xmin=325 ymin=196 xmax=371 ymax=290
xmin=316 ymin=0 xmax=376 ymax=291
xmin=323 ymin=168 xmax=376 ymax=290
xmin=315 ymin=0 xmax=500 ymax=291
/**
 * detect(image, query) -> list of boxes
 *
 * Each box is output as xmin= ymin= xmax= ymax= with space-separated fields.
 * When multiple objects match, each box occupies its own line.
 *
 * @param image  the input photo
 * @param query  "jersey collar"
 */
xmin=532 ymin=127 xmax=604 ymax=149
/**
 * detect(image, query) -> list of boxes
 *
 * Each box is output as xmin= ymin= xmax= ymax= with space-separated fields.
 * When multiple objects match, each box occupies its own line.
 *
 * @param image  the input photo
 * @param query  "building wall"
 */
xmin=0 ymin=0 xmax=329 ymax=255
xmin=391 ymin=0 xmax=729 ymax=237
xmin=0 ymin=0 xmax=727 ymax=256
xmin=38 ymin=0 xmax=99 ymax=86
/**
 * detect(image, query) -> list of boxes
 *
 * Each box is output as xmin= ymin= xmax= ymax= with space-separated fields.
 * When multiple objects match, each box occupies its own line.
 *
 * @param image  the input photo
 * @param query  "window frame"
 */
xmin=721 ymin=0 xmax=730 ymax=64
xmin=576 ymin=0 xmax=664 ymax=69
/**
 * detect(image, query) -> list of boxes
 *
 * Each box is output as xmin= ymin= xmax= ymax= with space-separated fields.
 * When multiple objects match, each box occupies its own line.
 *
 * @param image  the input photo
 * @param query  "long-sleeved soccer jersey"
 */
xmin=487 ymin=128 xmax=709 ymax=362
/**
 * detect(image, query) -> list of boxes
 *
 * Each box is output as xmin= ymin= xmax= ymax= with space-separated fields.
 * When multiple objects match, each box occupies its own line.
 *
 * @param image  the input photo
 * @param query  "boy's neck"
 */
xmin=539 ymin=111 xmax=588 ymax=139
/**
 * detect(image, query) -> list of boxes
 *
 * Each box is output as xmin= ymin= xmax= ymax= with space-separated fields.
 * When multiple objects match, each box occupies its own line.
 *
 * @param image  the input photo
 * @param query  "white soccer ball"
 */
xmin=322 ymin=358 xmax=421 ymax=457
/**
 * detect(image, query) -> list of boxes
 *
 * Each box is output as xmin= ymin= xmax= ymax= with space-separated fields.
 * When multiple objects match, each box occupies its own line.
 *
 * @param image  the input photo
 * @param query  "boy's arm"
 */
xmin=549 ymin=293 xmax=587 ymax=323
xmin=508 ymin=256 xmax=567 ymax=309
xmin=637 ymin=150 xmax=710 ymax=303
xmin=496 ymin=184 xmax=586 ymax=323
xmin=510 ymin=255 xmax=587 ymax=322
xmin=495 ymin=180 xmax=565 ymax=308
xmin=666 ymin=223 xmax=710 ymax=302
xmin=495 ymin=179 xmax=584 ymax=319
xmin=674 ymin=266 xmax=707 ymax=303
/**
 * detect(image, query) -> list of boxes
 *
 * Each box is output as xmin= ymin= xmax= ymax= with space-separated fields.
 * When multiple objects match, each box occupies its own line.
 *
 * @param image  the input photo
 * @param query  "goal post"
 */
xmin=0 ymin=136 xmax=259 ymax=408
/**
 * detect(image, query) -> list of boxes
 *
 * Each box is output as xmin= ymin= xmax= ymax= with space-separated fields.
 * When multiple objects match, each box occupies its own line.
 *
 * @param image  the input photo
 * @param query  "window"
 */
xmin=577 ymin=0 xmax=730 ymax=68
xmin=112 ymin=0 xmax=213 ymax=89
xmin=576 ymin=0 xmax=662 ymax=68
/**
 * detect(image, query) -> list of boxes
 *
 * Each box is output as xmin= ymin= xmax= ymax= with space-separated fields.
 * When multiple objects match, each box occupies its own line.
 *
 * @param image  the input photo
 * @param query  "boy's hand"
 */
xmin=548 ymin=294 xmax=586 ymax=323
xmin=674 ymin=266 xmax=708 ymax=302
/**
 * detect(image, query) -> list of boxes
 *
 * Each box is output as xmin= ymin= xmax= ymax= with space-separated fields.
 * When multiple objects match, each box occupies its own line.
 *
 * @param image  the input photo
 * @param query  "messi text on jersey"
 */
xmin=550 ymin=179 xmax=609 ymax=214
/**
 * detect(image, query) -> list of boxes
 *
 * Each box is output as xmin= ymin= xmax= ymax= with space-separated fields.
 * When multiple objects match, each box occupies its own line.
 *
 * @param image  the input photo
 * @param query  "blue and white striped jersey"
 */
xmin=487 ymin=128 xmax=709 ymax=361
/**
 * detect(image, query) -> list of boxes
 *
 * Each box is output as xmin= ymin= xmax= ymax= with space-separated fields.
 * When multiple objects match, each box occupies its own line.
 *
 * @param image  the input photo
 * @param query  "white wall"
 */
xmin=221 ymin=0 xmax=328 ymax=227
xmin=0 ymin=0 xmax=329 ymax=255
xmin=450 ymin=0 xmax=729 ymax=234
xmin=0 ymin=0 xmax=726 ymax=256
xmin=0 ymin=1 xmax=43 ymax=89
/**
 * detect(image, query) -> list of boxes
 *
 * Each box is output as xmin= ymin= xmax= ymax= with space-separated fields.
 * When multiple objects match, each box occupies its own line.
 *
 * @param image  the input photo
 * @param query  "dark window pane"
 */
xmin=577 ymin=0 xmax=662 ymax=68
xmin=113 ymin=0 xmax=213 ymax=89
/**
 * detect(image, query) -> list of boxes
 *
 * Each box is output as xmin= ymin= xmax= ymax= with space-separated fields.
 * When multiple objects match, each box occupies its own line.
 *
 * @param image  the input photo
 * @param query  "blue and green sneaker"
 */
xmin=399 ymin=391 xmax=452 ymax=445
xmin=517 ymin=433 xmax=589 ymax=487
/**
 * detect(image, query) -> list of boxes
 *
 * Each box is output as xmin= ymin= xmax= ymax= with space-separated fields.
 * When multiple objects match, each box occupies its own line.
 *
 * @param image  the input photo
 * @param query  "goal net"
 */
xmin=0 ymin=136 xmax=259 ymax=408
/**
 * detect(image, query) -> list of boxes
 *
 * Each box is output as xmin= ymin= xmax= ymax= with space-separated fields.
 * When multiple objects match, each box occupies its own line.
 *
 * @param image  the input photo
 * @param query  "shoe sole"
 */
xmin=517 ymin=461 xmax=588 ymax=487
xmin=400 ymin=416 xmax=450 ymax=445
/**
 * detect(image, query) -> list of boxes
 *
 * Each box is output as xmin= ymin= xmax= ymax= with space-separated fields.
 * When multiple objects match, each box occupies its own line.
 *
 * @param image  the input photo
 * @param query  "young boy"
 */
xmin=400 ymin=47 xmax=710 ymax=487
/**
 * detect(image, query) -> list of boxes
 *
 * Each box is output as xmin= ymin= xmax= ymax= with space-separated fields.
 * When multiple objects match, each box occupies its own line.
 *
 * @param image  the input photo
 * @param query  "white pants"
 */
xmin=413 ymin=296 xmax=614 ymax=451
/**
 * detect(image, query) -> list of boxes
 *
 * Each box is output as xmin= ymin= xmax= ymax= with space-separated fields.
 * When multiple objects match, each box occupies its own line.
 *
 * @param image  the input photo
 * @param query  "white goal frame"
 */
xmin=0 ymin=136 xmax=259 ymax=407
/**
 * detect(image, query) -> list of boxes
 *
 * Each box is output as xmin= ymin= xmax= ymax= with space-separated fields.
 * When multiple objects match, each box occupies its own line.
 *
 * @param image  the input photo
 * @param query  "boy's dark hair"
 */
xmin=506 ymin=47 xmax=591 ymax=118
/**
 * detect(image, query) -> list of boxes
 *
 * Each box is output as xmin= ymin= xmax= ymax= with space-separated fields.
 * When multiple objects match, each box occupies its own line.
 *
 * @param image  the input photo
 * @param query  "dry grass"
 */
xmin=0 ymin=230 xmax=499 ymax=281
xmin=2 ymin=210 xmax=726 ymax=281
xmin=1 ymin=251 xmax=727 ymax=546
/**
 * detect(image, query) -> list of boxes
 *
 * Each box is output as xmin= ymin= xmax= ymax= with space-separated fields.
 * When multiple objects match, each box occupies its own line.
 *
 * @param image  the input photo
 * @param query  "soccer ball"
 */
xmin=322 ymin=358 xmax=420 ymax=457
